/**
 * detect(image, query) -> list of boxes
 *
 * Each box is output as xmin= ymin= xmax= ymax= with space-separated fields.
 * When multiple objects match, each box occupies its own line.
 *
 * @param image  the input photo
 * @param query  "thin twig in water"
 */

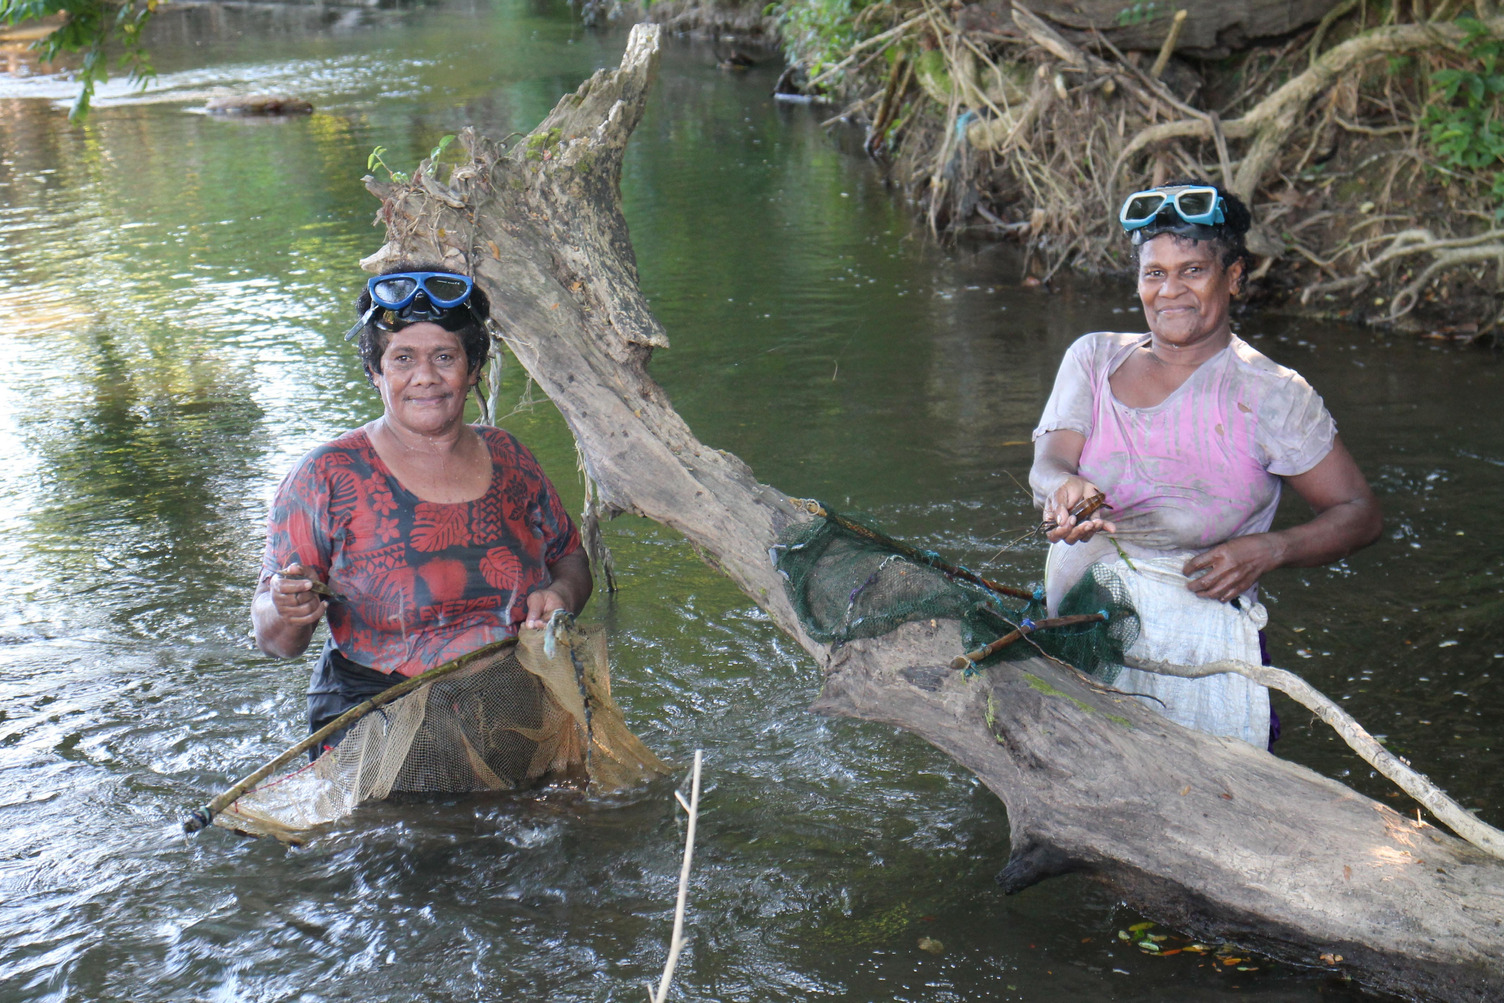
xmin=649 ymin=749 xmax=703 ymax=1003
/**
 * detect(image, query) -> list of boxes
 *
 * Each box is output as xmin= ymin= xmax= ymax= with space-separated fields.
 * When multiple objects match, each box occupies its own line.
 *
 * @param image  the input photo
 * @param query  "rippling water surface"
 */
xmin=1 ymin=4 xmax=1501 ymax=1000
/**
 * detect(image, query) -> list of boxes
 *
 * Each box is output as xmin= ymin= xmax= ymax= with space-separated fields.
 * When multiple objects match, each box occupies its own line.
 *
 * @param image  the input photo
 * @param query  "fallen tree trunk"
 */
xmin=357 ymin=24 xmax=1504 ymax=1002
xmin=958 ymin=0 xmax=1343 ymax=57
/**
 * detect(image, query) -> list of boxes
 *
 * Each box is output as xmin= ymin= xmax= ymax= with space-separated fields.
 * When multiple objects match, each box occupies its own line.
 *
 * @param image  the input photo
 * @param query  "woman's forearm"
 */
xmin=1274 ymin=437 xmax=1383 ymax=569
xmin=546 ymin=550 xmax=594 ymax=613
xmin=1269 ymin=493 xmax=1383 ymax=570
xmin=1029 ymin=430 xmax=1088 ymax=506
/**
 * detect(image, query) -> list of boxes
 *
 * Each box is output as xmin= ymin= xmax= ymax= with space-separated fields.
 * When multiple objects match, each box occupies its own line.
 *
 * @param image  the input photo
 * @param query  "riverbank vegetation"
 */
xmin=665 ymin=0 xmax=1504 ymax=338
xmin=8 ymin=0 xmax=1499 ymax=335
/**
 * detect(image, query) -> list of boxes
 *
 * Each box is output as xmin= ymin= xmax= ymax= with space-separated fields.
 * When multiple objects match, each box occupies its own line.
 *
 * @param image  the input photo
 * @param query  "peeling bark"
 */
xmin=359 ymin=24 xmax=1504 ymax=1002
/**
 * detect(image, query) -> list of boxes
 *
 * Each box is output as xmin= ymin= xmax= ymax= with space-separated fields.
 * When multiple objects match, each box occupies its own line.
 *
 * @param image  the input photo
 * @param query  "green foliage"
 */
xmin=0 ymin=0 xmax=158 ymax=120
xmin=429 ymin=133 xmax=456 ymax=163
xmin=1115 ymin=1 xmax=1164 ymax=27
xmin=766 ymin=0 xmax=874 ymax=86
xmin=1421 ymin=17 xmax=1504 ymax=215
xmin=367 ymin=145 xmax=409 ymax=184
xmin=367 ymin=135 xmax=456 ymax=184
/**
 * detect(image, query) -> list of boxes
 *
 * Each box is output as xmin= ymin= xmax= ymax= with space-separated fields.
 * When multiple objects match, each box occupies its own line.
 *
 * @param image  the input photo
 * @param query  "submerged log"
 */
xmin=358 ymin=24 xmax=1504 ymax=1002
xmin=205 ymin=94 xmax=314 ymax=116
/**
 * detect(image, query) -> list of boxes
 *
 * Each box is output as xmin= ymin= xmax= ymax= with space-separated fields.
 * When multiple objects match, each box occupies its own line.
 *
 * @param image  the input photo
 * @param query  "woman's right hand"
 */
xmin=1043 ymin=476 xmax=1118 ymax=545
xmin=252 ymin=562 xmax=327 ymax=658
xmin=266 ymin=562 xmax=327 ymax=627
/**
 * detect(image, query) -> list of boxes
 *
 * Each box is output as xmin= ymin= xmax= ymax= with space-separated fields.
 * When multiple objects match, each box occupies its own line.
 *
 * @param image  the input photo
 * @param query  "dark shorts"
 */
xmin=306 ymin=638 xmax=401 ymax=761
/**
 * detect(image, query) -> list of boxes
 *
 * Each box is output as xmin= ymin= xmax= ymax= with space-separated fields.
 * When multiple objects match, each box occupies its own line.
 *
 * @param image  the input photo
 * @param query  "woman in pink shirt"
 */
xmin=1029 ymin=180 xmax=1381 ymax=745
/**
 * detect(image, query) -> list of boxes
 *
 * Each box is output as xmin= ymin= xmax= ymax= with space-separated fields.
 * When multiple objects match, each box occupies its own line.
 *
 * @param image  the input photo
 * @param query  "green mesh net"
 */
xmin=772 ymin=505 xmax=1139 ymax=682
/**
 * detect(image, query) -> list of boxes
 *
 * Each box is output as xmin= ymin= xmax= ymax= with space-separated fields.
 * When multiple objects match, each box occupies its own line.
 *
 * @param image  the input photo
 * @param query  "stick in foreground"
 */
xmin=650 ymin=749 xmax=703 ymax=1003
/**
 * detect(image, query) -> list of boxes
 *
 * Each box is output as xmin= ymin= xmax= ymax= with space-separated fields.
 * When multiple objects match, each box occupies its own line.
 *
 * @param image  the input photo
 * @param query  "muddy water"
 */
xmin=0 ymin=3 xmax=1500 ymax=1000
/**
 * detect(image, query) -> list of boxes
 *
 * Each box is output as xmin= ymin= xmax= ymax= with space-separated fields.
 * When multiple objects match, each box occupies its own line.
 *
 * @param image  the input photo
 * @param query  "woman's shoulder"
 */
xmin=473 ymin=423 xmax=524 ymax=454
xmin=1073 ymin=330 xmax=1145 ymax=349
xmin=473 ymin=424 xmax=544 ymax=472
xmin=1064 ymin=331 xmax=1148 ymax=371
xmin=1225 ymin=335 xmax=1319 ymax=392
xmin=284 ymin=427 xmax=376 ymax=480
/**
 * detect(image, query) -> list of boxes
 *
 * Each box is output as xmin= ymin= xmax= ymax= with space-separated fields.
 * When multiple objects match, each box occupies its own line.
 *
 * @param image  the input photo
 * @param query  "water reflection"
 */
xmin=0 ymin=3 xmax=1498 ymax=1001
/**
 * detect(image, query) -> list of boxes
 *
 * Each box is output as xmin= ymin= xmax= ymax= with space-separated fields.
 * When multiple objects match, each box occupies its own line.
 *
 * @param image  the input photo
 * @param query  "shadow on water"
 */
xmin=0 ymin=2 xmax=1497 ymax=1000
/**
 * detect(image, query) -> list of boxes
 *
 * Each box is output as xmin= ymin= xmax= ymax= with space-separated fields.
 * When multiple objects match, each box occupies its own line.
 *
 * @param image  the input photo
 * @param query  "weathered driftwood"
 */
xmin=358 ymin=24 xmax=1504 ymax=1002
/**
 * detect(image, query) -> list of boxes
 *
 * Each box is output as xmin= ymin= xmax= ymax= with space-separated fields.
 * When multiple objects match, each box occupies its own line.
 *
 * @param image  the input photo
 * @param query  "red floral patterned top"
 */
xmin=260 ymin=425 xmax=580 ymax=677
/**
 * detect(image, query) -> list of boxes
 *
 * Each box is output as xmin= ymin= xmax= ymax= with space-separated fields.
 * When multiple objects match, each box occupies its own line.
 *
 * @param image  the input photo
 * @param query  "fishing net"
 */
xmin=772 ymin=505 xmax=1139 ymax=681
xmin=214 ymin=623 xmax=667 ymax=841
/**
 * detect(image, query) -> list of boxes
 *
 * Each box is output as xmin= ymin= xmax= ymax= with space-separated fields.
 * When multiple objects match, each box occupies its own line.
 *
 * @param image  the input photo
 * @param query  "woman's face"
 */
xmin=370 ymin=323 xmax=477 ymax=435
xmin=1136 ymin=233 xmax=1242 ymax=351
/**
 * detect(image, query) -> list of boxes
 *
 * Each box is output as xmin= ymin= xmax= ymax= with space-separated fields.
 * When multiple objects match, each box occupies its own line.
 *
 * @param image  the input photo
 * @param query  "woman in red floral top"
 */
xmin=252 ymin=266 xmax=591 ymax=743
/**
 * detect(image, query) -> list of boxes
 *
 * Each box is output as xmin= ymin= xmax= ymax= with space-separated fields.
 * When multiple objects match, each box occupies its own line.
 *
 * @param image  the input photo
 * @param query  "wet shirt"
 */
xmin=1033 ymin=332 xmax=1336 ymax=554
xmin=261 ymin=425 xmax=580 ymax=677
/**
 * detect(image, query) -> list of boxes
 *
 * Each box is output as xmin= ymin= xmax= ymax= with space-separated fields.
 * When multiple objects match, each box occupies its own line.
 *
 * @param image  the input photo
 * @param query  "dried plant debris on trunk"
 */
xmin=776 ymin=1 xmax=1504 ymax=339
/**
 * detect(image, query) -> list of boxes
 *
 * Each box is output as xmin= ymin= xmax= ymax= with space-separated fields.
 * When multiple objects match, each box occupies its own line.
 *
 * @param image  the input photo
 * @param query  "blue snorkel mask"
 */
xmin=1119 ymin=185 xmax=1228 ymax=245
xmin=344 ymin=271 xmax=479 ymax=341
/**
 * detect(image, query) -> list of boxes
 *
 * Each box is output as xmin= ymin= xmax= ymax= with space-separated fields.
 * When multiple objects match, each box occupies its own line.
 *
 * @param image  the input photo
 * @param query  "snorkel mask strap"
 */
xmin=344 ymin=303 xmax=378 ymax=342
xmin=1128 ymin=217 xmax=1226 ymax=245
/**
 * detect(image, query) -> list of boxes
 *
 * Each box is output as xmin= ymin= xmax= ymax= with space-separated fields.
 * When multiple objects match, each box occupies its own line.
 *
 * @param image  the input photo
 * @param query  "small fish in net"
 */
xmin=193 ymin=618 xmax=667 ymax=842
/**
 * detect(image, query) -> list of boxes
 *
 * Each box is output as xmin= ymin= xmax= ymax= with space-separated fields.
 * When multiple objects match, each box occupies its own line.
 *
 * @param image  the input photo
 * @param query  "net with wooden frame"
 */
xmin=202 ymin=620 xmax=667 ymax=841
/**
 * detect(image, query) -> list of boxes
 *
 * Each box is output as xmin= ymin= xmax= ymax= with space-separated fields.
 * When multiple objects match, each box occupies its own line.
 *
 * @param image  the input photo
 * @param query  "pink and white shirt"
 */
xmin=1033 ymin=331 xmax=1336 ymax=557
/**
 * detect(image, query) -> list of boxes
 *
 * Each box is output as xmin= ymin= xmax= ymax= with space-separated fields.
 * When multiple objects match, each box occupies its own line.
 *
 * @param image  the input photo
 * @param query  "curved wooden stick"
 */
xmin=182 ymin=638 xmax=517 ymax=833
xmin=951 ymin=613 xmax=1106 ymax=670
xmin=1125 ymin=654 xmax=1504 ymax=860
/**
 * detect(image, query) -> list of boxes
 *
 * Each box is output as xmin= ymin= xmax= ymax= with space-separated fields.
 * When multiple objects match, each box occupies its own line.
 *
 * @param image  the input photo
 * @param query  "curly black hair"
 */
xmin=1130 ymin=177 xmax=1253 ymax=278
xmin=353 ymin=263 xmax=492 ymax=378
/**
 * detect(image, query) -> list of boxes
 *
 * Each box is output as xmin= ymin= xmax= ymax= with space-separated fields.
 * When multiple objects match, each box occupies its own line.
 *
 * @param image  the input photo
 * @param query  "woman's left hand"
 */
xmin=1182 ymin=534 xmax=1284 ymax=603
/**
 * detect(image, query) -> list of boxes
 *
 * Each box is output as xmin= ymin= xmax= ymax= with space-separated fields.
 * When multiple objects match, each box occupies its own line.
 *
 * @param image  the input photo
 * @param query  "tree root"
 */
xmin=798 ymin=2 xmax=1504 ymax=329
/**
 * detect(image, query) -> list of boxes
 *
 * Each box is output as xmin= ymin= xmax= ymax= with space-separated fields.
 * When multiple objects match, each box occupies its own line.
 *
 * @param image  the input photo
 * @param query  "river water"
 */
xmin=1 ymin=3 xmax=1500 ymax=1001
